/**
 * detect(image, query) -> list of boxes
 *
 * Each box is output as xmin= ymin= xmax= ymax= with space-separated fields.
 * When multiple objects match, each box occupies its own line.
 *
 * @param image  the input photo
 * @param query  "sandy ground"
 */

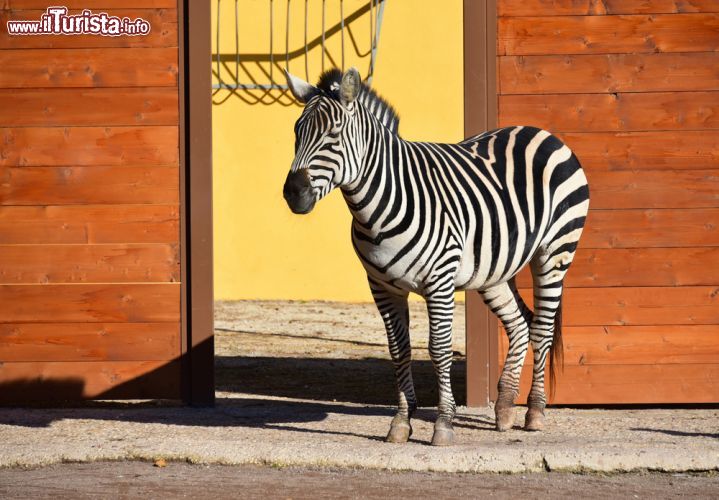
xmin=214 ymin=300 xmax=469 ymax=406
xmin=0 ymin=300 xmax=718 ymax=493
xmin=214 ymin=300 xmax=467 ymax=360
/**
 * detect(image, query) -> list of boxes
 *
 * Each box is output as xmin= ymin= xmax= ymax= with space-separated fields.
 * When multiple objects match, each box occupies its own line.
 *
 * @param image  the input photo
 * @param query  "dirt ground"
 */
xmin=0 ymin=462 xmax=717 ymax=499
xmin=214 ymin=299 xmax=467 ymax=360
xmin=214 ymin=300 xmax=469 ymax=405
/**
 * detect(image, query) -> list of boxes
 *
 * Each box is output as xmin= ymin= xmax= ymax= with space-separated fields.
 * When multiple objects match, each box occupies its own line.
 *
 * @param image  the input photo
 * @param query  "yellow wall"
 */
xmin=212 ymin=0 xmax=464 ymax=301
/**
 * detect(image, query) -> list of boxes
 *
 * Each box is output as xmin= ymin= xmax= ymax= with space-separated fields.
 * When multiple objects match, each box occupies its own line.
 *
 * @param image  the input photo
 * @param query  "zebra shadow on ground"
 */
xmin=216 ymin=355 xmax=468 ymax=408
xmin=0 ymin=354 xmax=497 ymax=440
xmin=216 ymin=354 xmax=498 ymax=435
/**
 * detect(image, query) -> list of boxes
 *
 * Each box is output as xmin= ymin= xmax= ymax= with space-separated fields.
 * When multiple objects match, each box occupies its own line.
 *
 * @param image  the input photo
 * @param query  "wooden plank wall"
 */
xmin=496 ymin=0 xmax=719 ymax=403
xmin=0 ymin=0 xmax=182 ymax=401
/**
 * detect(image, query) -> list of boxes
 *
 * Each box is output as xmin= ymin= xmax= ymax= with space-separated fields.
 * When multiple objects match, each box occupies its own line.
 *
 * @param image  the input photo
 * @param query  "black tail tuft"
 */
xmin=548 ymin=297 xmax=564 ymax=402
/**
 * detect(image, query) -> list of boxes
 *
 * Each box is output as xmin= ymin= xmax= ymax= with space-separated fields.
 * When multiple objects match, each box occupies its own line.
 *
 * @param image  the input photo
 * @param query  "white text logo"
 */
xmin=7 ymin=6 xmax=151 ymax=36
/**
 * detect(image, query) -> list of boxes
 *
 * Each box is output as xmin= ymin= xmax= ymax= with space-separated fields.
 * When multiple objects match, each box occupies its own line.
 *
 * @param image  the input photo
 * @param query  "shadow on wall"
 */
xmin=212 ymin=0 xmax=384 ymax=106
xmin=0 ymin=360 xmax=182 ymax=403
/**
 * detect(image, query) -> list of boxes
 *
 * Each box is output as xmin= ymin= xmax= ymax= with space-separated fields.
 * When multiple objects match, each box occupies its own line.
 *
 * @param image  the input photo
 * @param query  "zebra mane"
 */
xmin=316 ymin=69 xmax=400 ymax=135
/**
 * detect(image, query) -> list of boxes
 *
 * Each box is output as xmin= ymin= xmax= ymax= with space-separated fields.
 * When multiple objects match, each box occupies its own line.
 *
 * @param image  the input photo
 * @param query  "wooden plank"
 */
xmin=0 ymin=9 xmax=177 ymax=49
xmin=500 ymin=92 xmax=719 ymax=132
xmin=499 ymin=14 xmax=719 ymax=55
xmin=0 ymin=283 xmax=180 ymax=322
xmin=0 ymin=126 xmax=179 ymax=167
xmin=499 ymin=325 xmax=719 ymax=366
xmin=584 ymin=170 xmax=719 ymax=209
xmin=0 ymin=205 xmax=179 ymax=244
xmin=515 ymin=286 xmax=719 ymax=326
xmin=0 ymin=48 xmax=178 ymax=88
xmin=0 ymin=360 xmax=180 ymax=402
xmin=0 ymin=88 xmax=178 ymax=127
xmin=0 ymin=166 xmax=180 ymax=205
xmin=499 ymin=0 xmax=719 ymax=16
xmin=0 ymin=322 xmax=179 ymax=362
xmin=4 ymin=1 xmax=176 ymax=8
xmin=560 ymin=131 xmax=719 ymax=170
xmin=0 ymin=244 xmax=179 ymax=283
xmin=583 ymin=209 xmax=719 ymax=248
xmin=514 ymin=247 xmax=719 ymax=288
xmin=508 ymin=363 xmax=719 ymax=404
xmin=499 ymin=53 xmax=719 ymax=95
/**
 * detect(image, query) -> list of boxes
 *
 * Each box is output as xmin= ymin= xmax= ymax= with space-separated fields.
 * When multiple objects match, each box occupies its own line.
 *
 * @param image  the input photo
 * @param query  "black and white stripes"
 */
xmin=283 ymin=68 xmax=590 ymax=445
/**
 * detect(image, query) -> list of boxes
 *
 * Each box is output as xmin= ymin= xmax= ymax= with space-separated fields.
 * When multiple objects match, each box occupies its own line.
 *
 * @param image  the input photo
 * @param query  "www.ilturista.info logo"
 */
xmin=7 ymin=6 xmax=151 ymax=36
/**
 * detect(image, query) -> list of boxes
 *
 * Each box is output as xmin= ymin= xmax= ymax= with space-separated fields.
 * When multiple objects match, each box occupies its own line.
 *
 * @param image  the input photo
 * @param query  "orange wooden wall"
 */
xmin=496 ymin=0 xmax=719 ymax=403
xmin=0 ymin=1 xmax=182 ymax=401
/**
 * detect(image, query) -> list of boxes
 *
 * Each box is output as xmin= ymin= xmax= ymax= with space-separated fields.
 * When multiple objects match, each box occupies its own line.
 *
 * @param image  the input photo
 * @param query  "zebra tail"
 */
xmin=548 ymin=296 xmax=564 ymax=402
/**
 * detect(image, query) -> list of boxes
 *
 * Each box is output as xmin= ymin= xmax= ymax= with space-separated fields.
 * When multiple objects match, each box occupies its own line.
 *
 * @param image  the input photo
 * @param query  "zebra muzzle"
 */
xmin=283 ymin=169 xmax=316 ymax=214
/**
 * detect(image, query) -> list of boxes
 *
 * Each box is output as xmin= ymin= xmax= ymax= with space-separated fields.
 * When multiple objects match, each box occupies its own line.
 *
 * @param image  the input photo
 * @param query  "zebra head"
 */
xmin=282 ymin=68 xmax=363 ymax=214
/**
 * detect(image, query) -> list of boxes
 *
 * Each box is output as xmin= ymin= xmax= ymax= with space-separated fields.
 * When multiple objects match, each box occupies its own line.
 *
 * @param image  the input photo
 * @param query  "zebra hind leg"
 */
xmin=526 ymin=247 xmax=575 ymax=431
xmin=369 ymin=278 xmax=416 ymax=443
xmin=479 ymin=281 xmax=533 ymax=432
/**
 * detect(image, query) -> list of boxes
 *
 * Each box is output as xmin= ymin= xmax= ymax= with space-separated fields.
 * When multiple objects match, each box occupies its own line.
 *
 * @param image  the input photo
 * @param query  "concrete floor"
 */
xmin=0 ymin=398 xmax=718 ymax=473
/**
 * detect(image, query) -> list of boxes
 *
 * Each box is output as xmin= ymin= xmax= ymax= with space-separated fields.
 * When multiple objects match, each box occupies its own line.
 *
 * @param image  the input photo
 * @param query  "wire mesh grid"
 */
xmin=212 ymin=0 xmax=386 ymax=93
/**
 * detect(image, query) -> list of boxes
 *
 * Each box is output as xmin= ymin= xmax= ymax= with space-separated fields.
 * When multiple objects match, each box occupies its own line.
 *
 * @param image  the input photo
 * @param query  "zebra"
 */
xmin=282 ymin=67 xmax=590 ymax=446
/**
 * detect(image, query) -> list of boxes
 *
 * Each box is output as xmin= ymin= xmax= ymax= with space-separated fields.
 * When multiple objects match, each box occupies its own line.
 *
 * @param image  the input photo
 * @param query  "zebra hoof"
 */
xmin=524 ymin=408 xmax=545 ymax=432
xmin=495 ymin=405 xmax=516 ymax=432
xmin=431 ymin=418 xmax=454 ymax=446
xmin=386 ymin=417 xmax=412 ymax=443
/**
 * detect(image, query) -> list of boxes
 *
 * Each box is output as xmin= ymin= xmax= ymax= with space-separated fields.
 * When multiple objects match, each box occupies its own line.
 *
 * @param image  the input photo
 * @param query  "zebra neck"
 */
xmin=340 ymin=125 xmax=411 ymax=230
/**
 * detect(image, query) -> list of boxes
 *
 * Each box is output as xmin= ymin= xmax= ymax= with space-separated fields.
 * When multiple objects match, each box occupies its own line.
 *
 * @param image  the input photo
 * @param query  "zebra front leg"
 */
xmin=480 ymin=281 xmax=533 ymax=432
xmin=425 ymin=281 xmax=457 ymax=446
xmin=369 ymin=277 xmax=416 ymax=443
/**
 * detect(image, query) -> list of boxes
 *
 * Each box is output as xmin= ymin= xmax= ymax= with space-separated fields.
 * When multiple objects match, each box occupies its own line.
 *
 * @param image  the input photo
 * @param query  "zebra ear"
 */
xmin=340 ymin=67 xmax=361 ymax=108
xmin=284 ymin=69 xmax=317 ymax=104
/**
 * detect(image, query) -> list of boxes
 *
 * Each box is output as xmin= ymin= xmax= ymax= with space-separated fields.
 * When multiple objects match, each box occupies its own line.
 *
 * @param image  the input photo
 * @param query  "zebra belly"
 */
xmin=356 ymin=245 xmax=429 ymax=293
xmin=453 ymin=244 xmax=534 ymax=292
